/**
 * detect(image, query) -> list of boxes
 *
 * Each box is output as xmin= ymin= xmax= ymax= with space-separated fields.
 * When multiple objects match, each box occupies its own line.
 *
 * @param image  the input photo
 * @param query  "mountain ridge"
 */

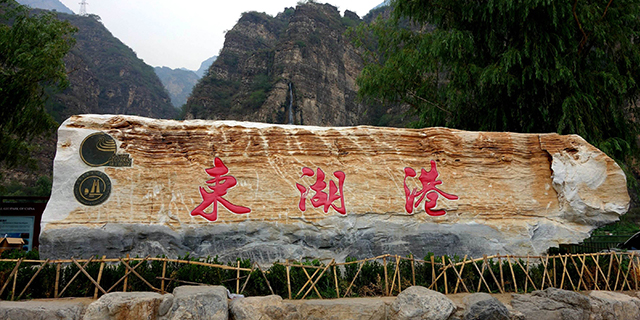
xmin=183 ymin=2 xmax=406 ymax=127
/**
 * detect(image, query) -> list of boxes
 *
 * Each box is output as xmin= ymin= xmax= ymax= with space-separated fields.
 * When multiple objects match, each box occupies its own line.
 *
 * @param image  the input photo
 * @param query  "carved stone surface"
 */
xmin=40 ymin=115 xmax=629 ymax=261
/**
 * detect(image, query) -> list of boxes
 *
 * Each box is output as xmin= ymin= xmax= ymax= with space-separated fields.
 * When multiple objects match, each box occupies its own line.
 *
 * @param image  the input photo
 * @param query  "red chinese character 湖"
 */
xmin=191 ymin=157 xmax=251 ymax=222
xmin=404 ymin=160 xmax=458 ymax=216
xmin=296 ymin=167 xmax=346 ymax=215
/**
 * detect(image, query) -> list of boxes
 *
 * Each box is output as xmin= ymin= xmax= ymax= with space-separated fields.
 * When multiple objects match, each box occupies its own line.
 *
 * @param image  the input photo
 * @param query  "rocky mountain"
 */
xmin=195 ymin=55 xmax=217 ymax=78
xmin=154 ymin=66 xmax=199 ymax=108
xmin=1 ymin=10 xmax=177 ymax=194
xmin=16 ymin=0 xmax=72 ymax=14
xmin=183 ymin=2 xmax=405 ymax=127
xmin=47 ymin=13 xmax=177 ymax=122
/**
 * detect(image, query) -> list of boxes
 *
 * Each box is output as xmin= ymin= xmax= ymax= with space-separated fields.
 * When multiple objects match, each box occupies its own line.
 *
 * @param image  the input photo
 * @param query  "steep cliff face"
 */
xmin=47 ymin=13 xmax=177 ymax=122
xmin=184 ymin=3 xmax=403 ymax=126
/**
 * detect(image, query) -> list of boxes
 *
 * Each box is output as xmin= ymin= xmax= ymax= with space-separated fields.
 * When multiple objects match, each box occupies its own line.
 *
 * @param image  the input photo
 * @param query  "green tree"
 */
xmin=351 ymin=0 xmax=640 ymax=163
xmin=0 ymin=0 xmax=76 ymax=168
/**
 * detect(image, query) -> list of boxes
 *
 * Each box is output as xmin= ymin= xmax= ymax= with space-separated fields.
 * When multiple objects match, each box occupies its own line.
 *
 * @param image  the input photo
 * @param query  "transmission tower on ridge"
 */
xmin=79 ymin=0 xmax=88 ymax=16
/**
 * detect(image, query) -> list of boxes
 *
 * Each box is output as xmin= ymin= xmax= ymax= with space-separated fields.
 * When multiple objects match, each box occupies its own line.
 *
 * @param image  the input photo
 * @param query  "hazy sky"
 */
xmin=57 ymin=1 xmax=383 ymax=71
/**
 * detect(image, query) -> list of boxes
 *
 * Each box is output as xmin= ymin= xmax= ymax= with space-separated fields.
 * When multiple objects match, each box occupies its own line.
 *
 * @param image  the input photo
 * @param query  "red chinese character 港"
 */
xmin=404 ymin=160 xmax=458 ymax=216
xmin=296 ymin=167 xmax=346 ymax=215
xmin=191 ymin=157 xmax=251 ymax=222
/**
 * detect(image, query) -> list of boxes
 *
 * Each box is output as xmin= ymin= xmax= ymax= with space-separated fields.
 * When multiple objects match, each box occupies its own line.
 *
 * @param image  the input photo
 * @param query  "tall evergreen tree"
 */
xmin=351 ymin=0 xmax=640 ymax=163
xmin=0 ymin=0 xmax=76 ymax=168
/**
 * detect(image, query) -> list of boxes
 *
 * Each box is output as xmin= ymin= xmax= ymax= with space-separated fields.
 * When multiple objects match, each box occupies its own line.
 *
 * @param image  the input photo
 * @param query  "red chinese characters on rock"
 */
xmin=296 ymin=167 xmax=347 ymax=215
xmin=191 ymin=157 xmax=251 ymax=222
xmin=404 ymin=160 xmax=458 ymax=216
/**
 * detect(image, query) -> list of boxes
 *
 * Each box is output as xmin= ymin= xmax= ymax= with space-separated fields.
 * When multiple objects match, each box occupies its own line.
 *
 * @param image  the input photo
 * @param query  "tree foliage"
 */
xmin=351 ymin=0 xmax=640 ymax=162
xmin=0 ymin=0 xmax=76 ymax=167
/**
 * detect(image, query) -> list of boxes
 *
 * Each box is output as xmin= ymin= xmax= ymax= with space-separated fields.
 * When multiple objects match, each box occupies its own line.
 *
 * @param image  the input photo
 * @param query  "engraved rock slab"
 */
xmin=40 ymin=115 xmax=630 ymax=261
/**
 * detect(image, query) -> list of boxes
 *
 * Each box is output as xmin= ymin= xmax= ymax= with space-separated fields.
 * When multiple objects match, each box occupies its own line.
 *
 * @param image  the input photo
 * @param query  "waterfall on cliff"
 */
xmin=288 ymin=82 xmax=294 ymax=125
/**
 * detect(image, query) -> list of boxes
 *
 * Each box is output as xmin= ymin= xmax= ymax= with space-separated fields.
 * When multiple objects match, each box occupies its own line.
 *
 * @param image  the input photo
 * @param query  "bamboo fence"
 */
xmin=0 ymin=251 xmax=638 ymax=301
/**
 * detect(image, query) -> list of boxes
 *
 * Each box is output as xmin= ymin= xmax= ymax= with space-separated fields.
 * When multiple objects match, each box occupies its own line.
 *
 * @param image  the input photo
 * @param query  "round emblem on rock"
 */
xmin=80 ymin=132 xmax=117 ymax=166
xmin=74 ymin=171 xmax=111 ymax=206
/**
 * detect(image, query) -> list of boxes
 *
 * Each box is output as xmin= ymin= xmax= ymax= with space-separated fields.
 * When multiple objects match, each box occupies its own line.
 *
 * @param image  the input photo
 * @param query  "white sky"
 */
xmin=57 ymin=1 xmax=383 ymax=71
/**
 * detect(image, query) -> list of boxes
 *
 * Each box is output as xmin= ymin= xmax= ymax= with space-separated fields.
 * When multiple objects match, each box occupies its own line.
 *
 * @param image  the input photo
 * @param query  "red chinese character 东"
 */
xmin=296 ymin=167 xmax=346 ymax=215
xmin=404 ymin=160 xmax=458 ymax=216
xmin=191 ymin=157 xmax=251 ymax=222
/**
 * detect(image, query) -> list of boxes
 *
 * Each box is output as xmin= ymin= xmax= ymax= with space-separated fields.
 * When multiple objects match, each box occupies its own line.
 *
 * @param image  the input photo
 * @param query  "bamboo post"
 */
xmin=484 ymin=255 xmax=504 ymax=294
xmin=569 ymin=255 xmax=586 ymax=291
xmin=59 ymin=258 xmax=94 ymax=298
xmin=239 ymin=265 xmax=254 ymax=294
xmin=514 ymin=257 xmax=538 ymax=292
xmin=539 ymin=255 xmax=550 ymax=290
xmin=343 ymin=260 xmax=365 ymax=298
xmin=450 ymin=256 xmax=469 ymax=293
xmin=107 ymin=258 xmax=146 ymax=293
xmin=0 ymin=258 xmax=23 ymax=299
xmin=620 ymin=254 xmax=633 ymax=291
xmin=411 ymin=255 xmax=416 ymax=286
xmin=54 ymin=262 xmax=61 ymax=298
xmin=236 ymin=261 xmax=240 ymax=294
xmin=476 ymin=259 xmax=486 ymax=292
xmin=593 ymin=253 xmax=610 ymax=290
xmin=255 ymin=263 xmax=274 ymax=295
xmin=524 ymin=255 xmax=530 ymax=293
xmin=71 ymin=258 xmax=107 ymax=295
xmin=471 ymin=258 xmax=491 ymax=293
xmin=398 ymin=256 xmax=403 ymax=293
xmin=295 ymin=266 xmax=321 ymax=298
xmin=333 ymin=264 xmax=339 ymax=298
xmin=11 ymin=260 xmax=21 ymax=301
xmin=300 ymin=266 xmax=322 ymax=299
xmin=442 ymin=256 xmax=448 ymax=295
xmin=553 ymin=255 xmax=556 ymax=288
xmin=607 ymin=252 xmax=614 ymax=290
xmin=558 ymin=255 xmax=575 ymax=291
xmin=11 ymin=259 xmax=31 ymax=300
xmin=161 ymin=259 xmax=167 ymax=294
xmin=498 ymin=255 xmax=504 ymax=293
xmin=614 ymin=253 xmax=623 ymax=291
xmin=431 ymin=255 xmax=437 ymax=291
xmin=287 ymin=264 xmax=292 ymax=300
xmin=123 ymin=254 xmax=129 ymax=292
xmin=633 ymin=254 xmax=639 ymax=291
xmin=301 ymin=260 xmax=334 ymax=300
xmin=389 ymin=256 xmax=400 ymax=295
xmin=577 ymin=254 xmax=598 ymax=290
xmin=383 ymin=257 xmax=388 ymax=296
xmin=507 ymin=255 xmax=517 ymax=293
xmin=119 ymin=257 xmax=158 ymax=292
xmin=94 ymin=256 xmax=106 ymax=299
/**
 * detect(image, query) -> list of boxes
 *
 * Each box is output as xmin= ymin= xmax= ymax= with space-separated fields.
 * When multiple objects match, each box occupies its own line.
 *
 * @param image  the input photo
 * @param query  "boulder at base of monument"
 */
xmin=40 ymin=115 xmax=629 ymax=261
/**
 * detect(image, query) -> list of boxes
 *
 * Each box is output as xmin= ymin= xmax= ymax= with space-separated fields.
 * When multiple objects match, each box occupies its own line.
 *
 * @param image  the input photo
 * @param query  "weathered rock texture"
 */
xmin=4 ymin=286 xmax=640 ymax=320
xmin=83 ymin=292 xmax=164 ymax=320
xmin=40 ymin=115 xmax=629 ymax=261
xmin=184 ymin=3 xmax=406 ymax=128
xmin=390 ymin=286 xmax=456 ymax=320
xmin=230 ymin=295 xmax=394 ymax=320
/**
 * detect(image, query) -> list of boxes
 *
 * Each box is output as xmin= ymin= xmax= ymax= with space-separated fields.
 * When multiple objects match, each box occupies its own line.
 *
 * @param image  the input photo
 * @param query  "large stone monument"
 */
xmin=40 ymin=115 xmax=629 ymax=261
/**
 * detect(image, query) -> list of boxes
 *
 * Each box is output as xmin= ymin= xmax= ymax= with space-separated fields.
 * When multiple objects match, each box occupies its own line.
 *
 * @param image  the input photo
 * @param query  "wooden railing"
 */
xmin=0 ymin=251 xmax=637 ymax=301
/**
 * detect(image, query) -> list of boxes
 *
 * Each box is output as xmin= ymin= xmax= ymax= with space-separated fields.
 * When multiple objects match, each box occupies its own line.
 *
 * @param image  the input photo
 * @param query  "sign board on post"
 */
xmin=0 ymin=198 xmax=47 ymax=252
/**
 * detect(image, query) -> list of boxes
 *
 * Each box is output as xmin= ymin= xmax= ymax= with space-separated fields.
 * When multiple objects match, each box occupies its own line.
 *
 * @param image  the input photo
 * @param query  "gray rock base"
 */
xmin=40 ymin=217 xmax=567 ymax=262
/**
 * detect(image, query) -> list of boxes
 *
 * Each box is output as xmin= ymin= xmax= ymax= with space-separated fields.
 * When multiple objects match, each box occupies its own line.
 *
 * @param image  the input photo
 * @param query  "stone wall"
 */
xmin=40 ymin=115 xmax=629 ymax=261
xmin=2 ymin=285 xmax=640 ymax=320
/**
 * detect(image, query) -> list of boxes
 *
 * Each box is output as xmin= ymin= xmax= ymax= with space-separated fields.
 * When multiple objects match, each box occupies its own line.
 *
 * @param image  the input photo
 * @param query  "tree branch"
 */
xmin=572 ymin=0 xmax=588 ymax=54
